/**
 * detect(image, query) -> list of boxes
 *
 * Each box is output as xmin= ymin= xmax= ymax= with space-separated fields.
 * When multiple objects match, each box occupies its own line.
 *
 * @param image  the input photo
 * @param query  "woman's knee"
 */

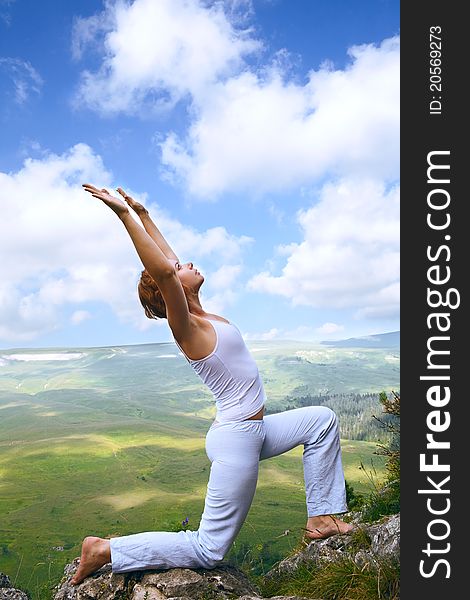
xmin=195 ymin=538 xmax=226 ymax=568
xmin=303 ymin=405 xmax=338 ymax=425
xmin=303 ymin=406 xmax=339 ymax=439
xmin=199 ymin=553 xmax=223 ymax=569
xmin=324 ymin=405 xmax=338 ymax=424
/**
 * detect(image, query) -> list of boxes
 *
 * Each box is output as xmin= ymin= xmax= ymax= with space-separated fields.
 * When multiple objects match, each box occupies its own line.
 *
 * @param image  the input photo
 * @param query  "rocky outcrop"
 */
xmin=47 ymin=514 xmax=399 ymax=600
xmin=265 ymin=514 xmax=399 ymax=580
xmin=0 ymin=573 xmax=29 ymax=600
xmin=53 ymin=563 xmax=311 ymax=600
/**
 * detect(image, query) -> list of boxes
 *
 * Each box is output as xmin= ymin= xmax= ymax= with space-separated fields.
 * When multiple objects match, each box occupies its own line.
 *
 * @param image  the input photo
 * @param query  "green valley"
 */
xmin=0 ymin=339 xmax=399 ymax=597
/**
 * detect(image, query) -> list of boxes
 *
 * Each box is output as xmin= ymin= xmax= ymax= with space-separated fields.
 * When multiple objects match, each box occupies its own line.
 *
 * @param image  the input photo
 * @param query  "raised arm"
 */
xmin=116 ymin=187 xmax=179 ymax=263
xmin=82 ymin=184 xmax=191 ymax=340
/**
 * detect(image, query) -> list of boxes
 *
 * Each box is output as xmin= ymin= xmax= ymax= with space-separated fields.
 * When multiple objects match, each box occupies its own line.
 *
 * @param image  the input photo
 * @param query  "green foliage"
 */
xmin=374 ymin=391 xmax=400 ymax=483
xmin=228 ymin=539 xmax=287 ymax=578
xmin=345 ymin=479 xmax=365 ymax=510
xmin=355 ymin=391 xmax=400 ymax=522
xmin=275 ymin=391 xmax=396 ymax=442
xmin=360 ymin=480 xmax=400 ymax=523
xmin=31 ymin=580 xmax=53 ymax=600
xmin=261 ymin=557 xmax=400 ymax=600
xmin=349 ymin=526 xmax=372 ymax=551
xmin=162 ymin=516 xmax=191 ymax=532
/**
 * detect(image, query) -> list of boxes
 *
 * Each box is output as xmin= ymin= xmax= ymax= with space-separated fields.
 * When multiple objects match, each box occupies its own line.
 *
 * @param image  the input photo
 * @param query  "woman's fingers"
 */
xmin=82 ymin=184 xmax=114 ymax=203
xmin=83 ymin=184 xmax=112 ymax=197
xmin=82 ymin=183 xmax=99 ymax=192
xmin=116 ymin=188 xmax=144 ymax=212
xmin=117 ymin=188 xmax=138 ymax=209
xmin=83 ymin=187 xmax=110 ymax=202
xmin=83 ymin=185 xmax=106 ymax=199
xmin=117 ymin=188 xmax=136 ymax=206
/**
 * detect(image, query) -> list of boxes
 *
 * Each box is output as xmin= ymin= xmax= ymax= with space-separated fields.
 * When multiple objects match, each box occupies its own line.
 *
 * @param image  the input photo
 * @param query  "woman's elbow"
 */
xmin=148 ymin=265 xmax=175 ymax=283
xmin=150 ymin=265 xmax=178 ymax=289
xmin=161 ymin=266 xmax=177 ymax=280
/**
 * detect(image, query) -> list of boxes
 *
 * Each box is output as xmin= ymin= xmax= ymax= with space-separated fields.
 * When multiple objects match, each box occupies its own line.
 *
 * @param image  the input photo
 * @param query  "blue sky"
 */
xmin=0 ymin=0 xmax=399 ymax=349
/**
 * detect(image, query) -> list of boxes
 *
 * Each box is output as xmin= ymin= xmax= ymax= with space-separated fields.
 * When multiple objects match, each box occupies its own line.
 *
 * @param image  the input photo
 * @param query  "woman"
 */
xmin=70 ymin=183 xmax=352 ymax=586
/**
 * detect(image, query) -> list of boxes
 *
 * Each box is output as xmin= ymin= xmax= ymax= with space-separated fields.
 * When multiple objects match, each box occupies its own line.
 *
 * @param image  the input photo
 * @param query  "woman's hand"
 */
xmin=82 ymin=183 xmax=130 ymax=219
xmin=116 ymin=187 xmax=149 ymax=216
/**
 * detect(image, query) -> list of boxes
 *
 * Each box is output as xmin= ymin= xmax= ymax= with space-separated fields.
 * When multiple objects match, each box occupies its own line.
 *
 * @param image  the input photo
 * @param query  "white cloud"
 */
xmin=0 ymin=57 xmax=43 ymax=104
xmin=243 ymin=327 xmax=281 ymax=341
xmin=0 ymin=282 xmax=59 ymax=342
xmin=199 ymin=264 xmax=243 ymax=315
xmin=159 ymin=224 xmax=252 ymax=263
xmin=0 ymin=144 xmax=251 ymax=343
xmin=66 ymin=2 xmax=400 ymax=332
xmin=71 ymin=310 xmax=92 ymax=325
xmin=354 ymin=282 xmax=400 ymax=320
xmin=72 ymin=0 xmax=398 ymax=200
xmin=73 ymin=0 xmax=261 ymax=114
xmin=160 ymin=36 xmax=399 ymax=197
xmin=223 ymin=0 xmax=255 ymax=25
xmin=316 ymin=322 xmax=344 ymax=335
xmin=206 ymin=264 xmax=242 ymax=288
xmin=247 ymin=178 xmax=399 ymax=319
xmin=201 ymin=288 xmax=238 ymax=316
xmin=71 ymin=5 xmax=112 ymax=61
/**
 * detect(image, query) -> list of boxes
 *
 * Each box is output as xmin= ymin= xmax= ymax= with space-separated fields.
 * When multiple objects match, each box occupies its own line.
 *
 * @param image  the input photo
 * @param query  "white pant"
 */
xmin=110 ymin=406 xmax=347 ymax=572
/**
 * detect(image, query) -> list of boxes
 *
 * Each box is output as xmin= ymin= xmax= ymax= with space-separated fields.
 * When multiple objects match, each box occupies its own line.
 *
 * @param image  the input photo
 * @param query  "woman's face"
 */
xmin=176 ymin=261 xmax=204 ymax=291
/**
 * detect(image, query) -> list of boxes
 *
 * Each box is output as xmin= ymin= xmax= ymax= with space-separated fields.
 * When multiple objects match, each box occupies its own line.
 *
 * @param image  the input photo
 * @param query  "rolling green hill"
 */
xmin=0 ymin=340 xmax=398 ymax=597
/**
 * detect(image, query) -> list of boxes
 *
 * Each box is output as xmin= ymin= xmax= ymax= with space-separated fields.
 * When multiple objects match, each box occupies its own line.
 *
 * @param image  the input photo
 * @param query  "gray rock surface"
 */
xmin=53 ymin=562 xmax=313 ymax=600
xmin=0 ymin=573 xmax=29 ymax=600
xmin=0 ymin=574 xmax=12 ymax=589
xmin=265 ymin=514 xmax=399 ymax=579
xmin=55 ymin=562 xmax=259 ymax=600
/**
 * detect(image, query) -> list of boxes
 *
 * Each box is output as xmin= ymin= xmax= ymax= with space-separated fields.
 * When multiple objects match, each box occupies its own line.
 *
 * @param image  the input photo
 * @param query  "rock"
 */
xmin=53 ymin=561 xmax=315 ymax=600
xmin=0 ymin=573 xmax=29 ymax=600
xmin=0 ymin=592 xmax=29 ymax=600
xmin=238 ymin=597 xmax=314 ymax=600
xmin=367 ymin=513 xmax=400 ymax=558
xmin=266 ymin=514 xmax=400 ymax=580
xmin=139 ymin=569 xmax=207 ymax=597
xmin=54 ymin=562 xmax=259 ymax=600
xmin=131 ymin=583 xmax=166 ymax=600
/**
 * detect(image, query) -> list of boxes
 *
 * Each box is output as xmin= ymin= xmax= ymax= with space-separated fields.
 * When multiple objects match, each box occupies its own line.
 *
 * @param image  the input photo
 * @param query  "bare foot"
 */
xmin=70 ymin=536 xmax=111 ymax=585
xmin=304 ymin=514 xmax=354 ymax=540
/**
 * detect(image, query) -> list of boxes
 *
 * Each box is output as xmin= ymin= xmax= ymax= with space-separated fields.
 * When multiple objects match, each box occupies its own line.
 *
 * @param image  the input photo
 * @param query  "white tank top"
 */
xmin=174 ymin=319 xmax=266 ymax=422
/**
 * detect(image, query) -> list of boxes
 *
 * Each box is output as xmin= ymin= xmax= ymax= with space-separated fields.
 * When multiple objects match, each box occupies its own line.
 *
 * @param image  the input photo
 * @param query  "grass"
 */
xmin=259 ymin=519 xmax=399 ymax=600
xmin=359 ymin=480 xmax=400 ymax=523
xmin=260 ymin=557 xmax=400 ymax=600
xmin=0 ymin=427 xmax=384 ymax=598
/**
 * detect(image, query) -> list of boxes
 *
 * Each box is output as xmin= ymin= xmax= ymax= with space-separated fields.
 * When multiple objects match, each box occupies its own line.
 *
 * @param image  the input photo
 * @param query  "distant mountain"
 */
xmin=321 ymin=331 xmax=400 ymax=348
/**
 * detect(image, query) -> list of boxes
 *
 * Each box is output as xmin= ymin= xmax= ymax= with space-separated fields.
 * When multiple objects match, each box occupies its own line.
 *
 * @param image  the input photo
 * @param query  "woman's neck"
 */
xmin=186 ymin=292 xmax=205 ymax=317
